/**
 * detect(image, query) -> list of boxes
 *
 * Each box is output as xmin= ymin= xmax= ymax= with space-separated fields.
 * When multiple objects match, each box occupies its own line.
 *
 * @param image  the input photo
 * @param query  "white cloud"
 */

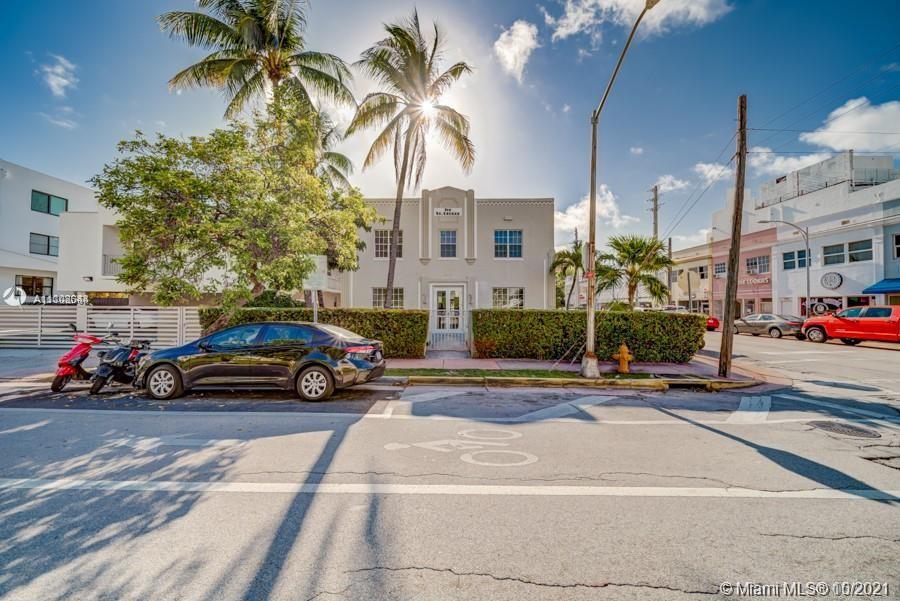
xmin=555 ymin=186 xmax=639 ymax=243
xmin=672 ymin=227 xmax=711 ymax=247
xmin=562 ymin=103 xmax=571 ymax=113
xmin=39 ymin=105 xmax=77 ymax=129
xmin=543 ymin=0 xmax=732 ymax=42
xmin=655 ymin=174 xmax=688 ymax=193
xmin=881 ymin=62 xmax=900 ymax=73
xmin=40 ymin=54 xmax=78 ymax=98
xmin=493 ymin=20 xmax=540 ymax=83
xmin=748 ymin=146 xmax=831 ymax=177
xmin=629 ymin=146 xmax=644 ymax=155
xmin=798 ymin=97 xmax=900 ymax=152
xmin=693 ymin=161 xmax=733 ymax=186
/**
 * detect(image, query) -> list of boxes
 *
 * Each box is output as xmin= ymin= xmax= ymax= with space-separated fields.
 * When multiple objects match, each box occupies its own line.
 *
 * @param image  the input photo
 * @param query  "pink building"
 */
xmin=711 ymin=227 xmax=776 ymax=318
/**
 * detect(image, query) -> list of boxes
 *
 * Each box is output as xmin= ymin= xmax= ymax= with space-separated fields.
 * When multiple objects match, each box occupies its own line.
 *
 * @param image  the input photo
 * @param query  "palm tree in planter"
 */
xmin=158 ymin=0 xmax=353 ymax=118
xmin=347 ymin=11 xmax=475 ymax=308
xmin=595 ymin=234 xmax=673 ymax=307
xmin=549 ymin=238 xmax=585 ymax=309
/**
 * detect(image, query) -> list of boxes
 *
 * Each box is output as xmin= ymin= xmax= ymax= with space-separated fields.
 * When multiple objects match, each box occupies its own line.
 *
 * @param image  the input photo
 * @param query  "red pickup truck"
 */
xmin=802 ymin=305 xmax=900 ymax=345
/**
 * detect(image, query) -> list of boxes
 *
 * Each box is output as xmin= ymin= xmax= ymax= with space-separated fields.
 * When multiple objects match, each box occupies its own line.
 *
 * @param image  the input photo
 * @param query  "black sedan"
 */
xmin=134 ymin=322 xmax=385 ymax=401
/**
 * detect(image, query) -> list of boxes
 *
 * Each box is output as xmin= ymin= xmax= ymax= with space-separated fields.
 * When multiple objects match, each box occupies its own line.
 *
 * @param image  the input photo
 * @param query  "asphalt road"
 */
xmin=703 ymin=331 xmax=900 ymax=402
xmin=1 ymin=379 xmax=899 ymax=600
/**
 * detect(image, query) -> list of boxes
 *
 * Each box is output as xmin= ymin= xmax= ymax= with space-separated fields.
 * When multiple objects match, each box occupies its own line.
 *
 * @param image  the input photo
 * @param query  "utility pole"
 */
xmin=667 ymin=237 xmax=673 ymax=305
xmin=719 ymin=94 xmax=748 ymax=378
xmin=650 ymin=185 xmax=659 ymax=240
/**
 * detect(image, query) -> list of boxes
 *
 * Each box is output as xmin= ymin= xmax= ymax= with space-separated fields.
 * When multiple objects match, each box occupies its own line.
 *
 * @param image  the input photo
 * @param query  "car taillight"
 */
xmin=345 ymin=345 xmax=376 ymax=359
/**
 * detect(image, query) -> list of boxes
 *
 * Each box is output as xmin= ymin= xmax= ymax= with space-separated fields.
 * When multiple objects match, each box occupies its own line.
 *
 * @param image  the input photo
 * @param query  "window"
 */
xmin=439 ymin=230 xmax=457 ymax=258
xmin=848 ymin=239 xmax=872 ymax=262
xmin=782 ymin=249 xmax=808 ymax=270
xmin=206 ymin=324 xmax=264 ymax=348
xmin=374 ymin=229 xmax=402 ymax=258
xmin=714 ymin=262 xmax=726 ymax=277
xmin=492 ymin=287 xmax=524 ymax=308
xmin=694 ymin=265 xmax=708 ymax=280
xmin=745 ymin=255 xmax=770 ymax=274
xmin=837 ymin=307 xmax=863 ymax=318
xmin=862 ymin=307 xmax=892 ymax=318
xmin=29 ymin=233 xmax=59 ymax=256
xmin=894 ymin=234 xmax=900 ymax=259
xmin=823 ymin=243 xmax=845 ymax=265
xmin=16 ymin=275 xmax=53 ymax=296
xmin=261 ymin=324 xmax=313 ymax=345
xmin=31 ymin=190 xmax=68 ymax=216
xmin=494 ymin=229 xmax=523 ymax=258
xmin=372 ymin=287 xmax=404 ymax=308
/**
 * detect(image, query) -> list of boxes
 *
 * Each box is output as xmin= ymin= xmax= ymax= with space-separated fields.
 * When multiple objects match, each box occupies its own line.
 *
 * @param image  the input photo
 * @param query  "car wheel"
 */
xmin=51 ymin=375 xmax=71 ymax=393
xmin=768 ymin=327 xmax=782 ymax=339
xmin=146 ymin=365 xmax=183 ymax=400
xmin=806 ymin=327 xmax=827 ymax=343
xmin=841 ymin=338 xmax=861 ymax=346
xmin=89 ymin=375 xmax=108 ymax=395
xmin=296 ymin=365 xmax=334 ymax=402
xmin=733 ymin=326 xmax=739 ymax=334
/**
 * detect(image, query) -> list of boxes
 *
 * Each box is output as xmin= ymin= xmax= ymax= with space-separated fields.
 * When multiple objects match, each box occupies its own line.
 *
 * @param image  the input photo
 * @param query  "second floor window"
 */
xmin=372 ymin=287 xmax=404 ymax=308
xmin=823 ymin=243 xmax=845 ymax=265
xmin=714 ymin=262 xmax=726 ymax=276
xmin=494 ymin=229 xmax=522 ymax=258
xmin=782 ymin=249 xmax=807 ymax=270
xmin=374 ymin=229 xmax=402 ymax=258
xmin=894 ymin=234 xmax=900 ymax=259
xmin=31 ymin=190 xmax=68 ymax=216
xmin=440 ymin=230 xmax=457 ymax=258
xmin=29 ymin=233 xmax=59 ymax=256
xmin=745 ymin=255 xmax=769 ymax=274
xmin=848 ymin=239 xmax=872 ymax=262
xmin=694 ymin=265 xmax=708 ymax=280
xmin=492 ymin=287 xmax=524 ymax=308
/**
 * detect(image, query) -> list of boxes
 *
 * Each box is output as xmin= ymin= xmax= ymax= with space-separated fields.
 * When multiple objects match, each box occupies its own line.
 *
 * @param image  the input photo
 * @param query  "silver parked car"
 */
xmin=733 ymin=314 xmax=805 ymax=339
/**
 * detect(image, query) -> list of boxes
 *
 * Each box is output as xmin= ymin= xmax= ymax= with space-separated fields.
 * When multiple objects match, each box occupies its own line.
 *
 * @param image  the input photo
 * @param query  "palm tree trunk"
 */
xmin=566 ymin=268 xmax=577 ymax=310
xmin=628 ymin=282 xmax=637 ymax=306
xmin=385 ymin=133 xmax=412 ymax=309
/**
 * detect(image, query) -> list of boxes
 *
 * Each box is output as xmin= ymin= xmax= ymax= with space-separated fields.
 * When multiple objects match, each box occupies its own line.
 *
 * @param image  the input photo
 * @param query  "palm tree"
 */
xmin=347 ymin=11 xmax=475 ymax=308
xmin=312 ymin=111 xmax=353 ymax=189
xmin=549 ymin=239 xmax=584 ymax=309
xmin=158 ymin=0 xmax=353 ymax=118
xmin=595 ymin=235 xmax=674 ymax=306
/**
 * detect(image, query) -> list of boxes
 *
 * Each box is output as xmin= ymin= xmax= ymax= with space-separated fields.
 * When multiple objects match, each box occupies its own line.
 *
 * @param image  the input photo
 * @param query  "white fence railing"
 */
xmin=428 ymin=309 xmax=468 ymax=351
xmin=0 ymin=306 xmax=202 ymax=349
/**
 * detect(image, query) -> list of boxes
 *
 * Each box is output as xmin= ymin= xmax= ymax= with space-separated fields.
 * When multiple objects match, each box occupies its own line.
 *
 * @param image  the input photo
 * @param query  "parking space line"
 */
xmin=1 ymin=477 xmax=897 ymax=500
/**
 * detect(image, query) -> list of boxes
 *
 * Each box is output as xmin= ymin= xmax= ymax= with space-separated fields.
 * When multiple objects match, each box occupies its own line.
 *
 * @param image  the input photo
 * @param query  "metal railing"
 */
xmin=428 ymin=309 xmax=468 ymax=351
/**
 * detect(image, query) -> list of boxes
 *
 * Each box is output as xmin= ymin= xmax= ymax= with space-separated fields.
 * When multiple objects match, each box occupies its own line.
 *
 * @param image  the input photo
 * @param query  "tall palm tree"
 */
xmin=347 ymin=11 xmax=475 ymax=308
xmin=549 ymin=239 xmax=584 ymax=310
xmin=158 ymin=0 xmax=353 ymax=118
xmin=312 ymin=111 xmax=353 ymax=189
xmin=596 ymin=235 xmax=674 ymax=306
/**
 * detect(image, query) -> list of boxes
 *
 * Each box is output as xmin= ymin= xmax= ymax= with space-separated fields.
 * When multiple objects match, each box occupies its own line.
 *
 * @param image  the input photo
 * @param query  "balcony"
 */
xmin=102 ymin=254 xmax=124 ymax=277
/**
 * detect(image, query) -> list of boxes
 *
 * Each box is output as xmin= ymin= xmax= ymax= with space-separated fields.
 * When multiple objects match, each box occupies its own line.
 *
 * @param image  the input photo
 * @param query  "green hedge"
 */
xmin=199 ymin=307 xmax=428 ymax=358
xmin=471 ymin=309 xmax=705 ymax=363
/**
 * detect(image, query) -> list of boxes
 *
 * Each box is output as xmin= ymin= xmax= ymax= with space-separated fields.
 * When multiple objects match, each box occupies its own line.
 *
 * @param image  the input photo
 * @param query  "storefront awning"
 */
xmin=862 ymin=278 xmax=900 ymax=294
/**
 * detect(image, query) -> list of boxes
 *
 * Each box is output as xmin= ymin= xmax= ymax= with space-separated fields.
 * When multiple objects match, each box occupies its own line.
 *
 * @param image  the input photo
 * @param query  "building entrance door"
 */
xmin=430 ymin=286 xmax=467 ymax=351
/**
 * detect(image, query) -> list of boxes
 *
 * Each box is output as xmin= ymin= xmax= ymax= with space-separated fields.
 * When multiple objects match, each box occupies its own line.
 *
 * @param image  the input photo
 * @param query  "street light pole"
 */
xmin=582 ymin=0 xmax=660 ymax=378
xmin=759 ymin=219 xmax=811 ymax=316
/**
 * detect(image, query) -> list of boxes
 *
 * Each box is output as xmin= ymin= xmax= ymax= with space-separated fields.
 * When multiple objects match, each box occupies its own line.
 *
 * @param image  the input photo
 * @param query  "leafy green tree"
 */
xmin=158 ymin=0 xmax=353 ymax=117
xmin=595 ymin=235 xmax=674 ymax=306
xmin=347 ymin=11 xmax=475 ymax=308
xmin=549 ymin=239 xmax=584 ymax=310
xmin=90 ymin=91 xmax=375 ymax=332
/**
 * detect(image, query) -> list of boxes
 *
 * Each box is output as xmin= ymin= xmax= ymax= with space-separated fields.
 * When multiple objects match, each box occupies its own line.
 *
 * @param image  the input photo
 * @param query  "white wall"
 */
xmin=0 ymin=159 xmax=97 ymax=294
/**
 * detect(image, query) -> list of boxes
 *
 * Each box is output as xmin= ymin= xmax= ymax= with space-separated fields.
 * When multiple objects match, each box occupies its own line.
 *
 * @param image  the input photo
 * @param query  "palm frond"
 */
xmin=224 ymin=69 xmax=268 ymax=118
xmin=157 ymin=11 xmax=242 ymax=48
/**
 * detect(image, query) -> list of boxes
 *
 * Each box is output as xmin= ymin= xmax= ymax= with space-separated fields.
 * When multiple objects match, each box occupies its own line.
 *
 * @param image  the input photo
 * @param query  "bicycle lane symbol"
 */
xmin=383 ymin=429 xmax=538 ymax=467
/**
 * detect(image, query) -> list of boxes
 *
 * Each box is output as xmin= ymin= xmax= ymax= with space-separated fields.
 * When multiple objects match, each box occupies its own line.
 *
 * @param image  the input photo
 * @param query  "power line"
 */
xmin=749 ymin=128 xmax=900 ymax=135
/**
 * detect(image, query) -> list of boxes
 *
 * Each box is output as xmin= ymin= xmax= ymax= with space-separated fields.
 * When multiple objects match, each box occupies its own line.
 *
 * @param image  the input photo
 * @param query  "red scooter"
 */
xmin=51 ymin=324 xmax=115 ymax=392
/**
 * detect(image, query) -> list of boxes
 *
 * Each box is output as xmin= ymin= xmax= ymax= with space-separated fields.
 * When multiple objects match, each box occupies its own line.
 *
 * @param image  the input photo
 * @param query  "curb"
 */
xmin=406 ymin=375 xmax=669 ymax=390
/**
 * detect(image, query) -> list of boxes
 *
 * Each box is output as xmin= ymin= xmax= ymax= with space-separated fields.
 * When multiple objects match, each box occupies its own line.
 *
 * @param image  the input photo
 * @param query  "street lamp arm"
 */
xmin=759 ymin=219 xmax=808 ymax=241
xmin=592 ymin=7 xmax=649 ymax=122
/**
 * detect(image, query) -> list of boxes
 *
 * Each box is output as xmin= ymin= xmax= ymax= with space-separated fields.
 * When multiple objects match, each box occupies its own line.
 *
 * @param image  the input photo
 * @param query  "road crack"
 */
xmin=758 ymin=533 xmax=900 ymax=543
xmin=345 ymin=566 xmax=717 ymax=594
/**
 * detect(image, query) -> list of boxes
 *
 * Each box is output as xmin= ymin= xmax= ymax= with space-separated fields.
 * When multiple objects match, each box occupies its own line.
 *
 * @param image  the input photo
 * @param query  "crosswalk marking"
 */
xmin=514 ymin=395 xmax=614 ymax=422
xmin=726 ymin=396 xmax=771 ymax=424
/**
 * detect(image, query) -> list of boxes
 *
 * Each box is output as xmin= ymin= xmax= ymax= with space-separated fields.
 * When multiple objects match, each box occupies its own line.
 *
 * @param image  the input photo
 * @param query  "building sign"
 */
xmin=820 ymin=272 xmax=843 ymax=290
xmin=738 ymin=276 xmax=770 ymax=286
xmin=434 ymin=207 xmax=462 ymax=216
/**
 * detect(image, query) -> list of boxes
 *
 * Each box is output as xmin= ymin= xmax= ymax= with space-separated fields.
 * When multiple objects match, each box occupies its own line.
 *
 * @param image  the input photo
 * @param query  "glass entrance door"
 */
xmin=435 ymin=286 xmax=463 ymax=331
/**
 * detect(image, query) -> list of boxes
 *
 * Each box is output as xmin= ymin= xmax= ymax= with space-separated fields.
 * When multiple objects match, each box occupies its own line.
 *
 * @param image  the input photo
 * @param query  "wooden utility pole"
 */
xmin=719 ymin=94 xmax=748 ymax=378
xmin=667 ymin=237 xmax=673 ymax=305
xmin=650 ymin=185 xmax=659 ymax=240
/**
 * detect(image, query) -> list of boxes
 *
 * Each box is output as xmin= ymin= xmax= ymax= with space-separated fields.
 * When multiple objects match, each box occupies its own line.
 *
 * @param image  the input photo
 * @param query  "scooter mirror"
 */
xmin=68 ymin=323 xmax=77 ymax=332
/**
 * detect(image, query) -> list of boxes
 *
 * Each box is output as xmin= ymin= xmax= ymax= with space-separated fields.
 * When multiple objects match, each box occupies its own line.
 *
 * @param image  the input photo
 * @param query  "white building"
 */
xmin=0 ymin=159 xmax=97 ymax=298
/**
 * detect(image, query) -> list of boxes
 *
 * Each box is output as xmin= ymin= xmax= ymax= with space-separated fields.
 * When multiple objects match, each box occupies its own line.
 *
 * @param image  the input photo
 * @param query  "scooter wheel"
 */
xmin=51 ymin=375 xmax=71 ymax=393
xmin=89 ymin=376 xmax=108 ymax=395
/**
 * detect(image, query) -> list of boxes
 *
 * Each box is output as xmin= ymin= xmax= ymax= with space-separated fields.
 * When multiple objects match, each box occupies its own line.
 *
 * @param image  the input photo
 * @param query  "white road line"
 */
xmin=726 ymin=396 xmax=771 ymax=424
xmin=107 ymin=436 xmax=247 ymax=450
xmin=762 ymin=359 xmax=819 ymax=364
xmin=514 ymin=396 xmax=614 ymax=422
xmin=0 ymin=477 xmax=896 ymax=500
xmin=757 ymin=350 xmax=854 ymax=355
xmin=778 ymin=394 xmax=900 ymax=427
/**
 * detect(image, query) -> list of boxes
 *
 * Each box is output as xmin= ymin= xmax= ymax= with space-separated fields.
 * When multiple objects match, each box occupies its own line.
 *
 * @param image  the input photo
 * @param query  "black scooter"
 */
xmin=89 ymin=338 xmax=151 ymax=394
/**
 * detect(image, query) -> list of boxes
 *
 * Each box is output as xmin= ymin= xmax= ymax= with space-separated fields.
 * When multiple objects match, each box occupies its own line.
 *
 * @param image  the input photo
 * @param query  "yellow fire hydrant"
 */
xmin=612 ymin=342 xmax=634 ymax=374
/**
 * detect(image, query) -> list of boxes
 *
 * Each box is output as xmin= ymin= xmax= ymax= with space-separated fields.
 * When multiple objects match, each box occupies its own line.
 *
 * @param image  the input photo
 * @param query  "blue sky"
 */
xmin=2 ymin=0 xmax=899 ymax=250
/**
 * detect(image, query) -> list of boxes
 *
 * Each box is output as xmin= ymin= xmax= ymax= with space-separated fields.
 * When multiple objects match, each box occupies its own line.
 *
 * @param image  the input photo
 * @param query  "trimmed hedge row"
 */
xmin=471 ymin=309 xmax=705 ymax=363
xmin=199 ymin=307 xmax=428 ymax=358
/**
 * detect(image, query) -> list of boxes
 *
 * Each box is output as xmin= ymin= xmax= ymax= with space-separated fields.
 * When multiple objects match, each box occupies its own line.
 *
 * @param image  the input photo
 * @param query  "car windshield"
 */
xmin=317 ymin=324 xmax=364 ymax=339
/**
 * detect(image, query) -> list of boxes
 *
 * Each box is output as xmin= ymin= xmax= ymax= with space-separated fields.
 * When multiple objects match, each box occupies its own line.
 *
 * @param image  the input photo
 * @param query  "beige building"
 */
xmin=669 ymin=242 xmax=713 ymax=313
xmin=344 ymin=186 xmax=556 ymax=349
